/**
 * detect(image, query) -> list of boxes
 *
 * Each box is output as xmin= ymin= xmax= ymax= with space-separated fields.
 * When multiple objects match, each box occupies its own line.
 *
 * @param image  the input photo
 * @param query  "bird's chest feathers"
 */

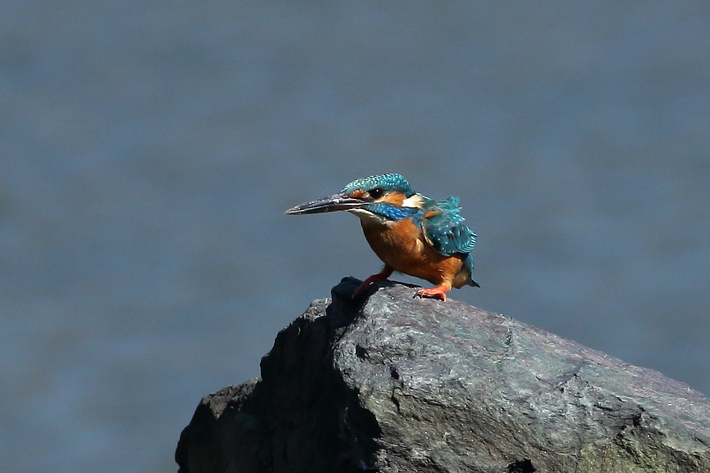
xmin=360 ymin=217 xmax=430 ymax=266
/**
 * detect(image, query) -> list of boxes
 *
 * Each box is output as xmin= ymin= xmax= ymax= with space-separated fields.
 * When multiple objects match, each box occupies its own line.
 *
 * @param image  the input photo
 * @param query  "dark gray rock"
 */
xmin=176 ymin=277 xmax=710 ymax=473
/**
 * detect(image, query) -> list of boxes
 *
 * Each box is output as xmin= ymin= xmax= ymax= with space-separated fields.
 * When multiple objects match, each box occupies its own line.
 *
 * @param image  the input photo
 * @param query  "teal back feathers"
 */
xmin=416 ymin=196 xmax=476 ymax=257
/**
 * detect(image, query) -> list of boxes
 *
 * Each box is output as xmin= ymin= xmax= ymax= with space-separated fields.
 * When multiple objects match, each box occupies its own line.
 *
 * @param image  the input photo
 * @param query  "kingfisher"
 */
xmin=286 ymin=173 xmax=479 ymax=301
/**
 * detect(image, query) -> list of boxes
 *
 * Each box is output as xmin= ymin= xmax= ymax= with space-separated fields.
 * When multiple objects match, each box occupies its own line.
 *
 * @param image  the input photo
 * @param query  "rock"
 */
xmin=176 ymin=277 xmax=710 ymax=473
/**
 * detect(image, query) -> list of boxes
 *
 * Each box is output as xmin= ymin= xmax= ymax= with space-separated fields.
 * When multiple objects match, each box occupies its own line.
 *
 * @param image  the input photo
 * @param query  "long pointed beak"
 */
xmin=285 ymin=193 xmax=368 ymax=215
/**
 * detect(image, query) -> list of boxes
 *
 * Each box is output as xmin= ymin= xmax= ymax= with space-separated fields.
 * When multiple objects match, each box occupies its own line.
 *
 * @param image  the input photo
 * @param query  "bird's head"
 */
xmin=285 ymin=173 xmax=423 ymax=221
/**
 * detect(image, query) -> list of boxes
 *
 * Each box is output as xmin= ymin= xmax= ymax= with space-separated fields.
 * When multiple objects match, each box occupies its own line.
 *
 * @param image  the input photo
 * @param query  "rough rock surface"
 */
xmin=176 ymin=277 xmax=710 ymax=473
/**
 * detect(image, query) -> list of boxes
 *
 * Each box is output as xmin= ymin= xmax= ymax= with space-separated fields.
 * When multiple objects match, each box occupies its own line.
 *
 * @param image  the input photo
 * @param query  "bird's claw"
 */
xmin=353 ymin=271 xmax=393 ymax=296
xmin=414 ymin=287 xmax=449 ymax=301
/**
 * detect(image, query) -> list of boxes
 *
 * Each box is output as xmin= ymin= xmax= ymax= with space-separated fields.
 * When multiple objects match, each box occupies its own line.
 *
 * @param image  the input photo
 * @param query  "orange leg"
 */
xmin=354 ymin=266 xmax=394 ymax=295
xmin=415 ymin=282 xmax=452 ymax=301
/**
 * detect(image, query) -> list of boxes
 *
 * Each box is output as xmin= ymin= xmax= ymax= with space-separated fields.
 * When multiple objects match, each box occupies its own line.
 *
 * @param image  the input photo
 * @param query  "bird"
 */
xmin=285 ymin=173 xmax=479 ymax=301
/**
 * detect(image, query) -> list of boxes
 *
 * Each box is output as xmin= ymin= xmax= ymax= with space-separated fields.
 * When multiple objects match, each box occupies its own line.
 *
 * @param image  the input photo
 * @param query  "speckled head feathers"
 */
xmin=341 ymin=173 xmax=415 ymax=197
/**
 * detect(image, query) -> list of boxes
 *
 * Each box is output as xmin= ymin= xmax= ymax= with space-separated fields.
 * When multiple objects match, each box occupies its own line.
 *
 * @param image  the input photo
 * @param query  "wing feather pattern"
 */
xmin=418 ymin=196 xmax=476 ymax=257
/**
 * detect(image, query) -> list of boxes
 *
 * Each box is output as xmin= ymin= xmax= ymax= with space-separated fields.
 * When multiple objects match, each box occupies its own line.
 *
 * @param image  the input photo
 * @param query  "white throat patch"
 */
xmin=347 ymin=208 xmax=389 ymax=226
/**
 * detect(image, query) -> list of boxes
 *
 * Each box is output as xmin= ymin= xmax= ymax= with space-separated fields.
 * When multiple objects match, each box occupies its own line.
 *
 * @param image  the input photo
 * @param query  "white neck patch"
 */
xmin=402 ymin=194 xmax=425 ymax=209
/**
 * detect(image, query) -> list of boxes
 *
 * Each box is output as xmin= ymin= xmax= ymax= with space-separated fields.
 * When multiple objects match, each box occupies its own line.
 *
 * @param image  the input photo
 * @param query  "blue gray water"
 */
xmin=1 ymin=2 xmax=709 ymax=472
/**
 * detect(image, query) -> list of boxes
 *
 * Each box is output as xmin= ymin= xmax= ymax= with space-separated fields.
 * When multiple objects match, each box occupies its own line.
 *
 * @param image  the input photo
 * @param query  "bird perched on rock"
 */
xmin=286 ymin=173 xmax=479 ymax=301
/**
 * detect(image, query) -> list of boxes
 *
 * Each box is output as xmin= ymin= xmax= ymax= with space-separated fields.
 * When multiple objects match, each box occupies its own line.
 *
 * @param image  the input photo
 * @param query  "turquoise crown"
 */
xmin=341 ymin=173 xmax=415 ymax=197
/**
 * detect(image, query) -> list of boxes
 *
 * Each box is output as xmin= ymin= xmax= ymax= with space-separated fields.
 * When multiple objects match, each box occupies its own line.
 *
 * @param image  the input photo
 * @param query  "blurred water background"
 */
xmin=1 ymin=1 xmax=709 ymax=472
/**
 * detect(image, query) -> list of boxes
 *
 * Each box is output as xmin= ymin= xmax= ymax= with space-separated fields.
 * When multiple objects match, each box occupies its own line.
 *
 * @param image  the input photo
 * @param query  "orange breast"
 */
xmin=361 ymin=217 xmax=469 ymax=288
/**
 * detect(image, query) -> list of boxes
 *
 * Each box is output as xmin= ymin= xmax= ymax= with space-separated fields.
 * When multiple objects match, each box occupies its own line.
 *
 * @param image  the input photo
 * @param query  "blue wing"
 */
xmin=417 ymin=196 xmax=476 ymax=257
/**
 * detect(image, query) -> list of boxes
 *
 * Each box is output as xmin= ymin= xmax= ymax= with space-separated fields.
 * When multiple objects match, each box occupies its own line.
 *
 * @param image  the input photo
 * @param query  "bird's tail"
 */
xmin=462 ymin=254 xmax=480 ymax=288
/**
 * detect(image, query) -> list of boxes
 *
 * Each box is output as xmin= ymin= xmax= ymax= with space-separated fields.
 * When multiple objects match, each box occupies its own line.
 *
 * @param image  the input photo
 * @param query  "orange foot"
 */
xmin=354 ymin=268 xmax=394 ymax=295
xmin=415 ymin=284 xmax=451 ymax=301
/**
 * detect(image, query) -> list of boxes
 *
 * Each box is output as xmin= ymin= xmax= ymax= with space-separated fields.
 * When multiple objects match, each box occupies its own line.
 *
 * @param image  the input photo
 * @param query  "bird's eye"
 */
xmin=369 ymin=188 xmax=384 ymax=199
